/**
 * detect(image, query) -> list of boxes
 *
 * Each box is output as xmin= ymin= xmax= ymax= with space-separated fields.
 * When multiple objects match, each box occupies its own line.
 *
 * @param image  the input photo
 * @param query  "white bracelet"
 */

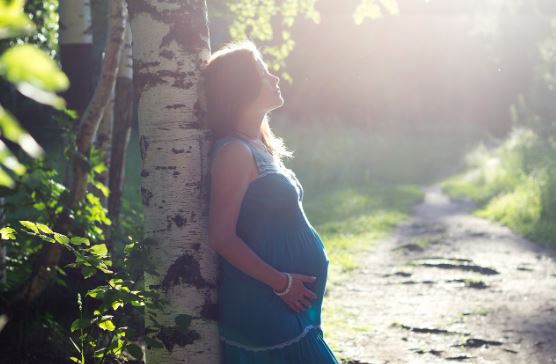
xmin=273 ymin=273 xmax=292 ymax=296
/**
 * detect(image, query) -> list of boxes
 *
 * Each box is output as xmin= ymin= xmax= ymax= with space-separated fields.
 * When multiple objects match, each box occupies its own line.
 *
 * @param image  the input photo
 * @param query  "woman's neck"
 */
xmin=233 ymin=110 xmax=265 ymax=140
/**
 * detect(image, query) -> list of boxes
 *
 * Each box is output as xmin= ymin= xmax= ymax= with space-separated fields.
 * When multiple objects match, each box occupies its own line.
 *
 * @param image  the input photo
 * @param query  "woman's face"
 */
xmin=250 ymin=57 xmax=284 ymax=113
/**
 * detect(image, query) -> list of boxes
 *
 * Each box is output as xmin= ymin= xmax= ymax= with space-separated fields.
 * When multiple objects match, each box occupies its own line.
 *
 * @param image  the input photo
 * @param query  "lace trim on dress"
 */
xmin=220 ymin=325 xmax=321 ymax=352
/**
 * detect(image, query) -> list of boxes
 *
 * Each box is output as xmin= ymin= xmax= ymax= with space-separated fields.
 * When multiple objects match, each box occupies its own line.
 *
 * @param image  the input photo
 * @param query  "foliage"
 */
xmin=442 ymin=127 xmax=556 ymax=247
xmin=442 ymin=12 xmax=556 ymax=248
xmin=223 ymin=0 xmax=320 ymax=82
xmin=221 ymin=0 xmax=398 ymax=82
xmin=353 ymin=0 xmax=399 ymax=25
xmin=1 ymin=135 xmax=166 ymax=362
xmin=0 ymin=0 xmax=67 ymax=188
xmin=0 ymin=2 xmax=166 ymax=362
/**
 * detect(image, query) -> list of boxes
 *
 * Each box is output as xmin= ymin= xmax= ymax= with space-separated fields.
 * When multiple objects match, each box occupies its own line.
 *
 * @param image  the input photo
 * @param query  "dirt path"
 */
xmin=324 ymin=186 xmax=556 ymax=364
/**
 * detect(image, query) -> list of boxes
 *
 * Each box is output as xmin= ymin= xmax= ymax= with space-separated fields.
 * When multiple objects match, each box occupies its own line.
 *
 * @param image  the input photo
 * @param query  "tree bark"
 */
xmin=108 ymin=17 xmax=134 ymax=233
xmin=95 ymin=85 xmax=115 ymax=208
xmin=59 ymin=0 xmax=94 ymax=115
xmin=128 ymin=0 xmax=218 ymax=362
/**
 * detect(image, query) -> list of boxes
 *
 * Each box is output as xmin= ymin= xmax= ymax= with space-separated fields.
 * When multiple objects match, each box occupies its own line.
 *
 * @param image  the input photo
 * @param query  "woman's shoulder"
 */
xmin=211 ymin=135 xmax=253 ymax=158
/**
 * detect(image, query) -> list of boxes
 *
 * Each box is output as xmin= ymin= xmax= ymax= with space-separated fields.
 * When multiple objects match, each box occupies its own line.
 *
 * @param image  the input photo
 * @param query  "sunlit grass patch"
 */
xmin=476 ymin=176 xmax=542 ymax=235
xmin=441 ymin=127 xmax=556 ymax=247
xmin=303 ymin=185 xmax=422 ymax=275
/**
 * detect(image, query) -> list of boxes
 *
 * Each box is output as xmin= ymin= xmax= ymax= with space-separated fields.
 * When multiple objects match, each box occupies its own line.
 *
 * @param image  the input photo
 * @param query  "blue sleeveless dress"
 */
xmin=207 ymin=135 xmax=340 ymax=364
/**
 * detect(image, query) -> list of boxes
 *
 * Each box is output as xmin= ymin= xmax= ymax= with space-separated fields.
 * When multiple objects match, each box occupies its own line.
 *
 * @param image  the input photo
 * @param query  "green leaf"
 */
xmin=0 ymin=166 xmax=14 ymax=188
xmin=70 ymin=318 xmax=89 ymax=332
xmin=174 ymin=314 xmax=192 ymax=333
xmin=0 ymin=139 xmax=26 ymax=175
xmin=81 ymin=266 xmax=96 ymax=279
xmin=69 ymin=357 xmax=81 ymax=363
xmin=0 ymin=44 xmax=68 ymax=108
xmin=0 ymin=0 xmax=35 ymax=39
xmin=111 ymin=300 xmax=124 ymax=311
xmin=86 ymin=286 xmax=107 ymax=299
xmin=36 ymin=223 xmax=53 ymax=234
xmin=0 ymin=105 xmax=43 ymax=158
xmin=19 ymin=220 xmax=38 ymax=233
xmin=70 ymin=236 xmax=90 ymax=246
xmin=54 ymin=233 xmax=70 ymax=244
xmin=0 ymin=226 xmax=15 ymax=240
xmin=98 ymin=318 xmax=116 ymax=332
xmin=89 ymin=244 xmax=108 ymax=258
xmin=93 ymin=180 xmax=110 ymax=198
xmin=97 ymin=264 xmax=113 ymax=274
xmin=126 ymin=343 xmax=143 ymax=360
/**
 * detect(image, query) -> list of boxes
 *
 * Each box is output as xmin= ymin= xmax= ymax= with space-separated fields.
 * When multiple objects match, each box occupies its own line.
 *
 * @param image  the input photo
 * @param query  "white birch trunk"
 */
xmin=128 ymin=1 xmax=218 ymax=362
xmin=59 ymin=0 xmax=94 ymax=114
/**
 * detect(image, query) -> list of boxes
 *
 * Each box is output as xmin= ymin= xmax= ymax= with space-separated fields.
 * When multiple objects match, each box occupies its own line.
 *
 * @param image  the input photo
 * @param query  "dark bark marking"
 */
xmin=171 ymin=147 xmax=185 ymax=153
xmin=165 ymin=103 xmax=186 ymax=110
xmin=139 ymin=135 xmax=149 ymax=161
xmin=160 ymin=49 xmax=175 ymax=59
xmin=157 ymin=326 xmax=201 ymax=352
xmin=172 ymin=214 xmax=186 ymax=227
xmin=193 ymin=100 xmax=204 ymax=123
xmin=200 ymin=300 xmax=218 ymax=321
xmin=140 ymin=169 xmax=149 ymax=177
xmin=141 ymin=186 xmax=153 ymax=206
xmin=161 ymin=253 xmax=215 ymax=291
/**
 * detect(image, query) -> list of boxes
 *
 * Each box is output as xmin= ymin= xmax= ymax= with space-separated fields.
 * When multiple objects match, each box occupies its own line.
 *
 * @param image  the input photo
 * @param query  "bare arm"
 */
xmin=208 ymin=141 xmax=288 ymax=292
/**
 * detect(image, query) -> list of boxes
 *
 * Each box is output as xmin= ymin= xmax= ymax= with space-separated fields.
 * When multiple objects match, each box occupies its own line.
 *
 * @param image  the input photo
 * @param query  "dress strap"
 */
xmin=208 ymin=135 xmax=279 ymax=177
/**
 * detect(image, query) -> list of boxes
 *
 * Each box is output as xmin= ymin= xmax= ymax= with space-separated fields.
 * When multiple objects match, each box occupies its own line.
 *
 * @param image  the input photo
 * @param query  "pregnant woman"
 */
xmin=203 ymin=40 xmax=340 ymax=363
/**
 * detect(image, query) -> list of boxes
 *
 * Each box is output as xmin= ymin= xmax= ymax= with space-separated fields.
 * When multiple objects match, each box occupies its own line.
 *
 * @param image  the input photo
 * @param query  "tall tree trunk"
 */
xmin=108 ymin=17 xmax=133 ymax=233
xmin=95 ymin=85 xmax=115 ymax=208
xmin=9 ymin=0 xmax=127 ymax=307
xmin=128 ymin=1 xmax=218 ymax=362
xmin=59 ymin=0 xmax=94 ymax=115
xmin=92 ymin=0 xmax=115 ymax=209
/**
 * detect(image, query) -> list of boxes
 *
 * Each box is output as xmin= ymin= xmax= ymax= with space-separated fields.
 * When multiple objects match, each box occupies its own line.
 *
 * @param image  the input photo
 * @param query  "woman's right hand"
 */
xmin=275 ymin=273 xmax=318 ymax=312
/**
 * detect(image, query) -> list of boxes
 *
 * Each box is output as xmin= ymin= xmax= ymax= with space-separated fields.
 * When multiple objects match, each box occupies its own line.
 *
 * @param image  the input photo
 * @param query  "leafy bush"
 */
xmin=442 ymin=127 xmax=556 ymax=247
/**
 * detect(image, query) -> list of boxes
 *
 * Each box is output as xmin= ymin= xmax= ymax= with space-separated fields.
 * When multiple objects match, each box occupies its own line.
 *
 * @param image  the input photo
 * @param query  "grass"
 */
xmin=442 ymin=127 xmax=556 ymax=247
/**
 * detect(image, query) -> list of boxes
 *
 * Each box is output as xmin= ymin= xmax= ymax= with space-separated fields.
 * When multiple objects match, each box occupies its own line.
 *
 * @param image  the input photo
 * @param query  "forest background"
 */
xmin=0 ymin=0 xmax=555 ymax=363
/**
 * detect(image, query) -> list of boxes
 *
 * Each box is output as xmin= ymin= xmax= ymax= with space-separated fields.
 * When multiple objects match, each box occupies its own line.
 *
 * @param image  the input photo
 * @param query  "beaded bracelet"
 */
xmin=273 ymin=273 xmax=292 ymax=296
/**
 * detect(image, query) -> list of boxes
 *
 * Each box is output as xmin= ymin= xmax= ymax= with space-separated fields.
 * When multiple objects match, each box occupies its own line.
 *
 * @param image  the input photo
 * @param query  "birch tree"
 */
xmin=108 ymin=18 xmax=133 ymax=231
xmin=59 ymin=0 xmax=94 ymax=114
xmin=127 ymin=0 xmax=218 ymax=362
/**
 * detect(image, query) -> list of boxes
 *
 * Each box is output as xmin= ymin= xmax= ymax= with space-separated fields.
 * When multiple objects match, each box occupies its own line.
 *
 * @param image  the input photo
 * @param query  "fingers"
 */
xmin=299 ymin=297 xmax=312 ymax=308
xmin=286 ymin=297 xmax=312 ymax=312
xmin=304 ymin=288 xmax=317 ymax=300
xmin=298 ymin=274 xmax=317 ymax=283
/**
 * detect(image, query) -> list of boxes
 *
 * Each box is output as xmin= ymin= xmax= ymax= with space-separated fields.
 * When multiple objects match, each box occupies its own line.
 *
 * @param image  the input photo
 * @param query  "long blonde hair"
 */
xmin=201 ymin=40 xmax=293 ymax=162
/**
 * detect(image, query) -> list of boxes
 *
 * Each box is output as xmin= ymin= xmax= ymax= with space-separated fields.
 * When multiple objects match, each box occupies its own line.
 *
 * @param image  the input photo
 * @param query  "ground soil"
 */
xmin=325 ymin=186 xmax=556 ymax=364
